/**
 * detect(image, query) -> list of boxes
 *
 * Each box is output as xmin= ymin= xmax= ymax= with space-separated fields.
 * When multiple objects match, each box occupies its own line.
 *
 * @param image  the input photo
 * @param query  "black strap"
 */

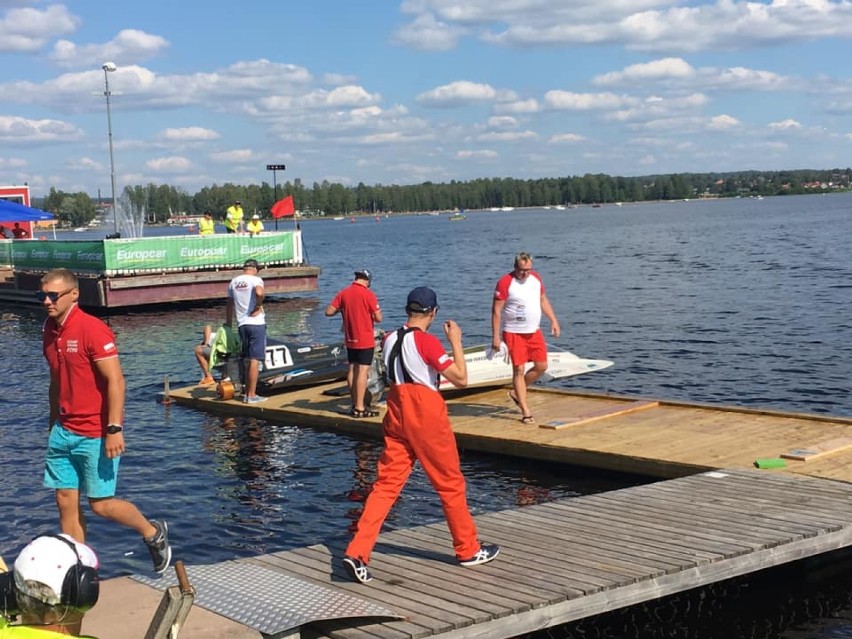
xmin=387 ymin=327 xmax=416 ymax=384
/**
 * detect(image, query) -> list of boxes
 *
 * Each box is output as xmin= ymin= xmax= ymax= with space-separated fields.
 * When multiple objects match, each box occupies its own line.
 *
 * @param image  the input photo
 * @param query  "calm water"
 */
xmin=2 ymin=194 xmax=851 ymax=637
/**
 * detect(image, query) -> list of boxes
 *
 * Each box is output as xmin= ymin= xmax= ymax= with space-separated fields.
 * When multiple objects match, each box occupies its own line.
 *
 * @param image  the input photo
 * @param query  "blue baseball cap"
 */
xmin=406 ymin=287 xmax=438 ymax=313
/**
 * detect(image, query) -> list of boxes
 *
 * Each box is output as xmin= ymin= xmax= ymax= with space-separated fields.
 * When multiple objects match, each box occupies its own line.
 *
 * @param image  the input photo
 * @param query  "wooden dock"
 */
xmin=166 ymin=382 xmax=852 ymax=483
xmin=87 ymin=468 xmax=852 ymax=639
xmin=85 ymin=382 xmax=852 ymax=638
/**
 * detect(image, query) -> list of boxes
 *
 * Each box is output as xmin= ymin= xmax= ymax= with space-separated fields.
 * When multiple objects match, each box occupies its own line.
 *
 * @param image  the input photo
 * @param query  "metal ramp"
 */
xmin=133 ymin=560 xmax=402 ymax=637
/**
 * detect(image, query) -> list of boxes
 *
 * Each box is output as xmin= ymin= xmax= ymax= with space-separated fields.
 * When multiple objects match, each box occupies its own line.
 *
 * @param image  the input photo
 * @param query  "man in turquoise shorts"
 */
xmin=38 ymin=269 xmax=171 ymax=575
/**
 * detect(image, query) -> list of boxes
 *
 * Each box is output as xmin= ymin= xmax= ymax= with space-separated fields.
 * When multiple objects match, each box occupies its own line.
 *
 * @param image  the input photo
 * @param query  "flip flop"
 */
xmin=507 ymin=391 xmax=521 ymax=407
xmin=520 ymin=415 xmax=535 ymax=424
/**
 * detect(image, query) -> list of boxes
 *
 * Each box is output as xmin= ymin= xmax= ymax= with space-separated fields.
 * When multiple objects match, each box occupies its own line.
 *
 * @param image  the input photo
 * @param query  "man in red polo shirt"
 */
xmin=39 ymin=268 xmax=171 ymax=574
xmin=325 ymin=269 xmax=382 ymax=417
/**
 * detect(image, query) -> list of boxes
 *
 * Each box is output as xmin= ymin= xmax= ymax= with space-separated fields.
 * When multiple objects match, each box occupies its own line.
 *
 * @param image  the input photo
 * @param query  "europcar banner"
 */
xmin=9 ymin=232 xmax=299 ymax=275
xmin=10 ymin=240 xmax=106 ymax=271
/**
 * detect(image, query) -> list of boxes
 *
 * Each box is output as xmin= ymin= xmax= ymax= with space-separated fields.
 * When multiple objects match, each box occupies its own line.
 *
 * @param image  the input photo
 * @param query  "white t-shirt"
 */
xmin=228 ymin=273 xmax=265 ymax=326
xmin=494 ymin=271 xmax=544 ymax=334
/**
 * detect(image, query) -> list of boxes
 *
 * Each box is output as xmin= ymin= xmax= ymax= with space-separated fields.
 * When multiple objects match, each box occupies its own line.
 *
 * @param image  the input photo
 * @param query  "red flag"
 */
xmin=271 ymin=195 xmax=295 ymax=218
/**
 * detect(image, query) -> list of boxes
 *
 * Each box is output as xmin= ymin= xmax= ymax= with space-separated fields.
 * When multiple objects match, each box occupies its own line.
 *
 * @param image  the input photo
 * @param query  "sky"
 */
xmin=2 ymin=0 xmax=852 ymax=200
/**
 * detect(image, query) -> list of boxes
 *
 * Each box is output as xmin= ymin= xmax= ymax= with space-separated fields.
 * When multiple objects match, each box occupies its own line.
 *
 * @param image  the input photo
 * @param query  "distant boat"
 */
xmin=449 ymin=213 xmax=466 ymax=221
xmin=499 ymin=206 xmax=514 ymax=212
xmin=554 ymin=205 xmax=566 ymax=211
xmin=73 ymin=227 xmax=87 ymax=232
xmin=333 ymin=216 xmax=344 ymax=221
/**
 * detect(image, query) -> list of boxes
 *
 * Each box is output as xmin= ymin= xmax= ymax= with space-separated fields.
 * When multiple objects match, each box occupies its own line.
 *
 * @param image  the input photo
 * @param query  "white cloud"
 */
xmin=544 ymin=91 xmax=636 ymax=111
xmin=768 ymin=118 xmax=802 ymax=130
xmin=146 ymin=156 xmax=193 ymax=172
xmin=417 ymin=81 xmax=498 ymax=106
xmin=51 ymin=29 xmax=169 ymax=68
xmin=0 ymin=4 xmax=79 ymax=53
xmin=487 ymin=115 xmax=518 ymax=128
xmin=397 ymin=0 xmax=852 ymax=54
xmin=67 ymin=157 xmax=103 ymax=172
xmin=0 ymin=157 xmax=27 ymax=169
xmin=549 ymin=133 xmax=586 ymax=144
xmin=161 ymin=127 xmax=220 ymax=141
xmin=391 ymin=12 xmax=467 ymax=51
xmin=594 ymin=57 xmax=695 ymax=85
xmin=457 ymin=149 xmax=498 ymax=159
xmin=477 ymin=130 xmax=538 ymax=142
xmin=209 ymin=149 xmax=255 ymax=163
xmin=594 ymin=58 xmax=793 ymax=92
xmin=494 ymin=99 xmax=540 ymax=114
xmin=0 ymin=115 xmax=83 ymax=143
xmin=707 ymin=114 xmax=741 ymax=130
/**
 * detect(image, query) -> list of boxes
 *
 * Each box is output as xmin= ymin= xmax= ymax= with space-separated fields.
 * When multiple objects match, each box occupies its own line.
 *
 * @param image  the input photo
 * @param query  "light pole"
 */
xmin=102 ymin=61 xmax=119 ymax=235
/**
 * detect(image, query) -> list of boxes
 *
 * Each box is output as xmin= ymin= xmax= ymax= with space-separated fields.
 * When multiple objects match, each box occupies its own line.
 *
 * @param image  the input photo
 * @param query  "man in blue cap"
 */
xmin=342 ymin=286 xmax=499 ymax=584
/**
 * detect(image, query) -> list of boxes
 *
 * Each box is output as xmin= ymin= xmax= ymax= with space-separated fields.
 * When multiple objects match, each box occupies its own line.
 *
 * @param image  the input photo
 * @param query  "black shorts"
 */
xmin=347 ymin=347 xmax=374 ymax=365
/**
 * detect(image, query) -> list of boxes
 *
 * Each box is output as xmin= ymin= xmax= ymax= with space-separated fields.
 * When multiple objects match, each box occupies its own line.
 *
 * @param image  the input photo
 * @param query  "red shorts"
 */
xmin=503 ymin=330 xmax=547 ymax=366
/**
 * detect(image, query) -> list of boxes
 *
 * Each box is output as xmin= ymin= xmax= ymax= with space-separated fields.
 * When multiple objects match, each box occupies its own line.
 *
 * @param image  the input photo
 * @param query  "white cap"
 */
xmin=252 ymin=214 xmax=260 ymax=219
xmin=14 ymin=534 xmax=98 ymax=605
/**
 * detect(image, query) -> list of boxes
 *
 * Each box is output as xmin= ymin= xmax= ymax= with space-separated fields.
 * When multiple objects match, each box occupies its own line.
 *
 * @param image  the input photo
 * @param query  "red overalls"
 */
xmin=345 ymin=329 xmax=480 ymax=563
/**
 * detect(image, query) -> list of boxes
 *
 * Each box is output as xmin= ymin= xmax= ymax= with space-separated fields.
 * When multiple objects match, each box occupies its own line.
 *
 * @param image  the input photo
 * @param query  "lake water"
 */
xmin=2 ymin=194 xmax=851 ymax=637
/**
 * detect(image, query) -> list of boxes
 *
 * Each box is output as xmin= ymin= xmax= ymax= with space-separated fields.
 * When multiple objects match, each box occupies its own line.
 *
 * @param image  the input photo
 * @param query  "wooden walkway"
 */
xmin=88 ymin=383 xmax=852 ymax=638
xmin=172 ymin=468 xmax=852 ymax=638
xmin=166 ymin=382 xmax=852 ymax=482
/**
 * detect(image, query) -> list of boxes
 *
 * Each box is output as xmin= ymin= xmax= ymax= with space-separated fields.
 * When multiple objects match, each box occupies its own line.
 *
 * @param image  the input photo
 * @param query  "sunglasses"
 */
xmin=35 ymin=289 xmax=74 ymax=303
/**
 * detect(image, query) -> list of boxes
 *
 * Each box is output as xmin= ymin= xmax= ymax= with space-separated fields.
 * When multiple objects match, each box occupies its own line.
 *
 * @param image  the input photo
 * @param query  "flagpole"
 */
xmin=266 ymin=163 xmax=285 ymax=231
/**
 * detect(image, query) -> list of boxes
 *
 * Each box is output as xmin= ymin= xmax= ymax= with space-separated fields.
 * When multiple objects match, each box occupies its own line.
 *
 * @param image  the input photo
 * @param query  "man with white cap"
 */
xmin=246 ymin=214 xmax=264 ymax=236
xmin=0 ymin=534 xmax=99 ymax=636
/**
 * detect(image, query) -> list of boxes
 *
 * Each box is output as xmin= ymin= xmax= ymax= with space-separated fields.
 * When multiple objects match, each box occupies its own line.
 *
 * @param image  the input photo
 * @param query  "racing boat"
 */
xmin=213 ymin=336 xmax=349 ymax=394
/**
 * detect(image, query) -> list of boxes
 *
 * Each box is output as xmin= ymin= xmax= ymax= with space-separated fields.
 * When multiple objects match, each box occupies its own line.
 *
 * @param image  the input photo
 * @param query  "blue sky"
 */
xmin=2 ymin=0 xmax=852 ymax=199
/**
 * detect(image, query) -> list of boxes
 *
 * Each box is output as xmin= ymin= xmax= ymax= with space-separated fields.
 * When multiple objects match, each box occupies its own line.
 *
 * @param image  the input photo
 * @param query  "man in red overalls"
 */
xmin=343 ymin=287 xmax=499 ymax=584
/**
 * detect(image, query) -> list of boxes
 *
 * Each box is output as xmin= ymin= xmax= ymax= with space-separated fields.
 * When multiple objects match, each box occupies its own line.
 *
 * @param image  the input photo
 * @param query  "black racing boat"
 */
xmin=257 ymin=338 xmax=349 ymax=393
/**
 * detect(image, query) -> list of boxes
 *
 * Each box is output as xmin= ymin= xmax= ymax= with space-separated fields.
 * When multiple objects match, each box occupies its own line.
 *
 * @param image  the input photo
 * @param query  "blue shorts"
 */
xmin=43 ymin=423 xmax=119 ymax=498
xmin=239 ymin=323 xmax=267 ymax=361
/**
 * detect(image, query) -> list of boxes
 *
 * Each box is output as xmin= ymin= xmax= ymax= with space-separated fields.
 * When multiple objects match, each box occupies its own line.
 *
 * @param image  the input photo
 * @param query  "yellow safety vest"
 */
xmin=225 ymin=206 xmax=244 ymax=231
xmin=246 ymin=220 xmax=264 ymax=235
xmin=198 ymin=217 xmax=216 ymax=235
xmin=0 ymin=618 xmax=97 ymax=638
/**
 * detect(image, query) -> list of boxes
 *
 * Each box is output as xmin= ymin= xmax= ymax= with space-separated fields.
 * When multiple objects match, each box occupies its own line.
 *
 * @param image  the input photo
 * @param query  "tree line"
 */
xmin=37 ymin=168 xmax=852 ymax=227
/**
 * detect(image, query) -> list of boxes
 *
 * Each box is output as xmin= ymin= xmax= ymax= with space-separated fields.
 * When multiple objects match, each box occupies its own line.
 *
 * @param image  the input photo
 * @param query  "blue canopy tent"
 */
xmin=0 ymin=199 xmax=54 ymax=223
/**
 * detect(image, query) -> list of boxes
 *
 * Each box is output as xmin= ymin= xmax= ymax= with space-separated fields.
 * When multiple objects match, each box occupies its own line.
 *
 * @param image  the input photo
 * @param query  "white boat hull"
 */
xmin=437 ymin=345 xmax=613 ymax=391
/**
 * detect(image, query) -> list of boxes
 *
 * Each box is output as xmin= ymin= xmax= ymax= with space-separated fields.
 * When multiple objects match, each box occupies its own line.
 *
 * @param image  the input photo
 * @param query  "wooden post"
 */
xmin=144 ymin=561 xmax=195 ymax=639
xmin=162 ymin=375 xmax=172 ymax=405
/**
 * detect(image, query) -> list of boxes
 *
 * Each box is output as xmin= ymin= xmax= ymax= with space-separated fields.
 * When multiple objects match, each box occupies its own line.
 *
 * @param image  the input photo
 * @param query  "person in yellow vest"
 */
xmin=0 ymin=534 xmax=100 ymax=637
xmin=246 ymin=214 xmax=264 ymax=236
xmin=224 ymin=200 xmax=244 ymax=233
xmin=198 ymin=211 xmax=216 ymax=235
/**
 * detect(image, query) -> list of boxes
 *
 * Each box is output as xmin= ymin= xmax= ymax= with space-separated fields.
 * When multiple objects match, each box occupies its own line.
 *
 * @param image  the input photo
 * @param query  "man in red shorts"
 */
xmin=491 ymin=252 xmax=561 ymax=424
xmin=342 ymin=287 xmax=499 ymax=584
xmin=325 ymin=269 xmax=382 ymax=417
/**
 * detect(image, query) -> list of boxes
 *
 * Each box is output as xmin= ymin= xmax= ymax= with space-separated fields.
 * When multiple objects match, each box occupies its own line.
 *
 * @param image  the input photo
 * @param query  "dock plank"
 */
xmin=278 ymin=470 xmax=852 ymax=639
xmin=539 ymin=400 xmax=659 ymax=429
